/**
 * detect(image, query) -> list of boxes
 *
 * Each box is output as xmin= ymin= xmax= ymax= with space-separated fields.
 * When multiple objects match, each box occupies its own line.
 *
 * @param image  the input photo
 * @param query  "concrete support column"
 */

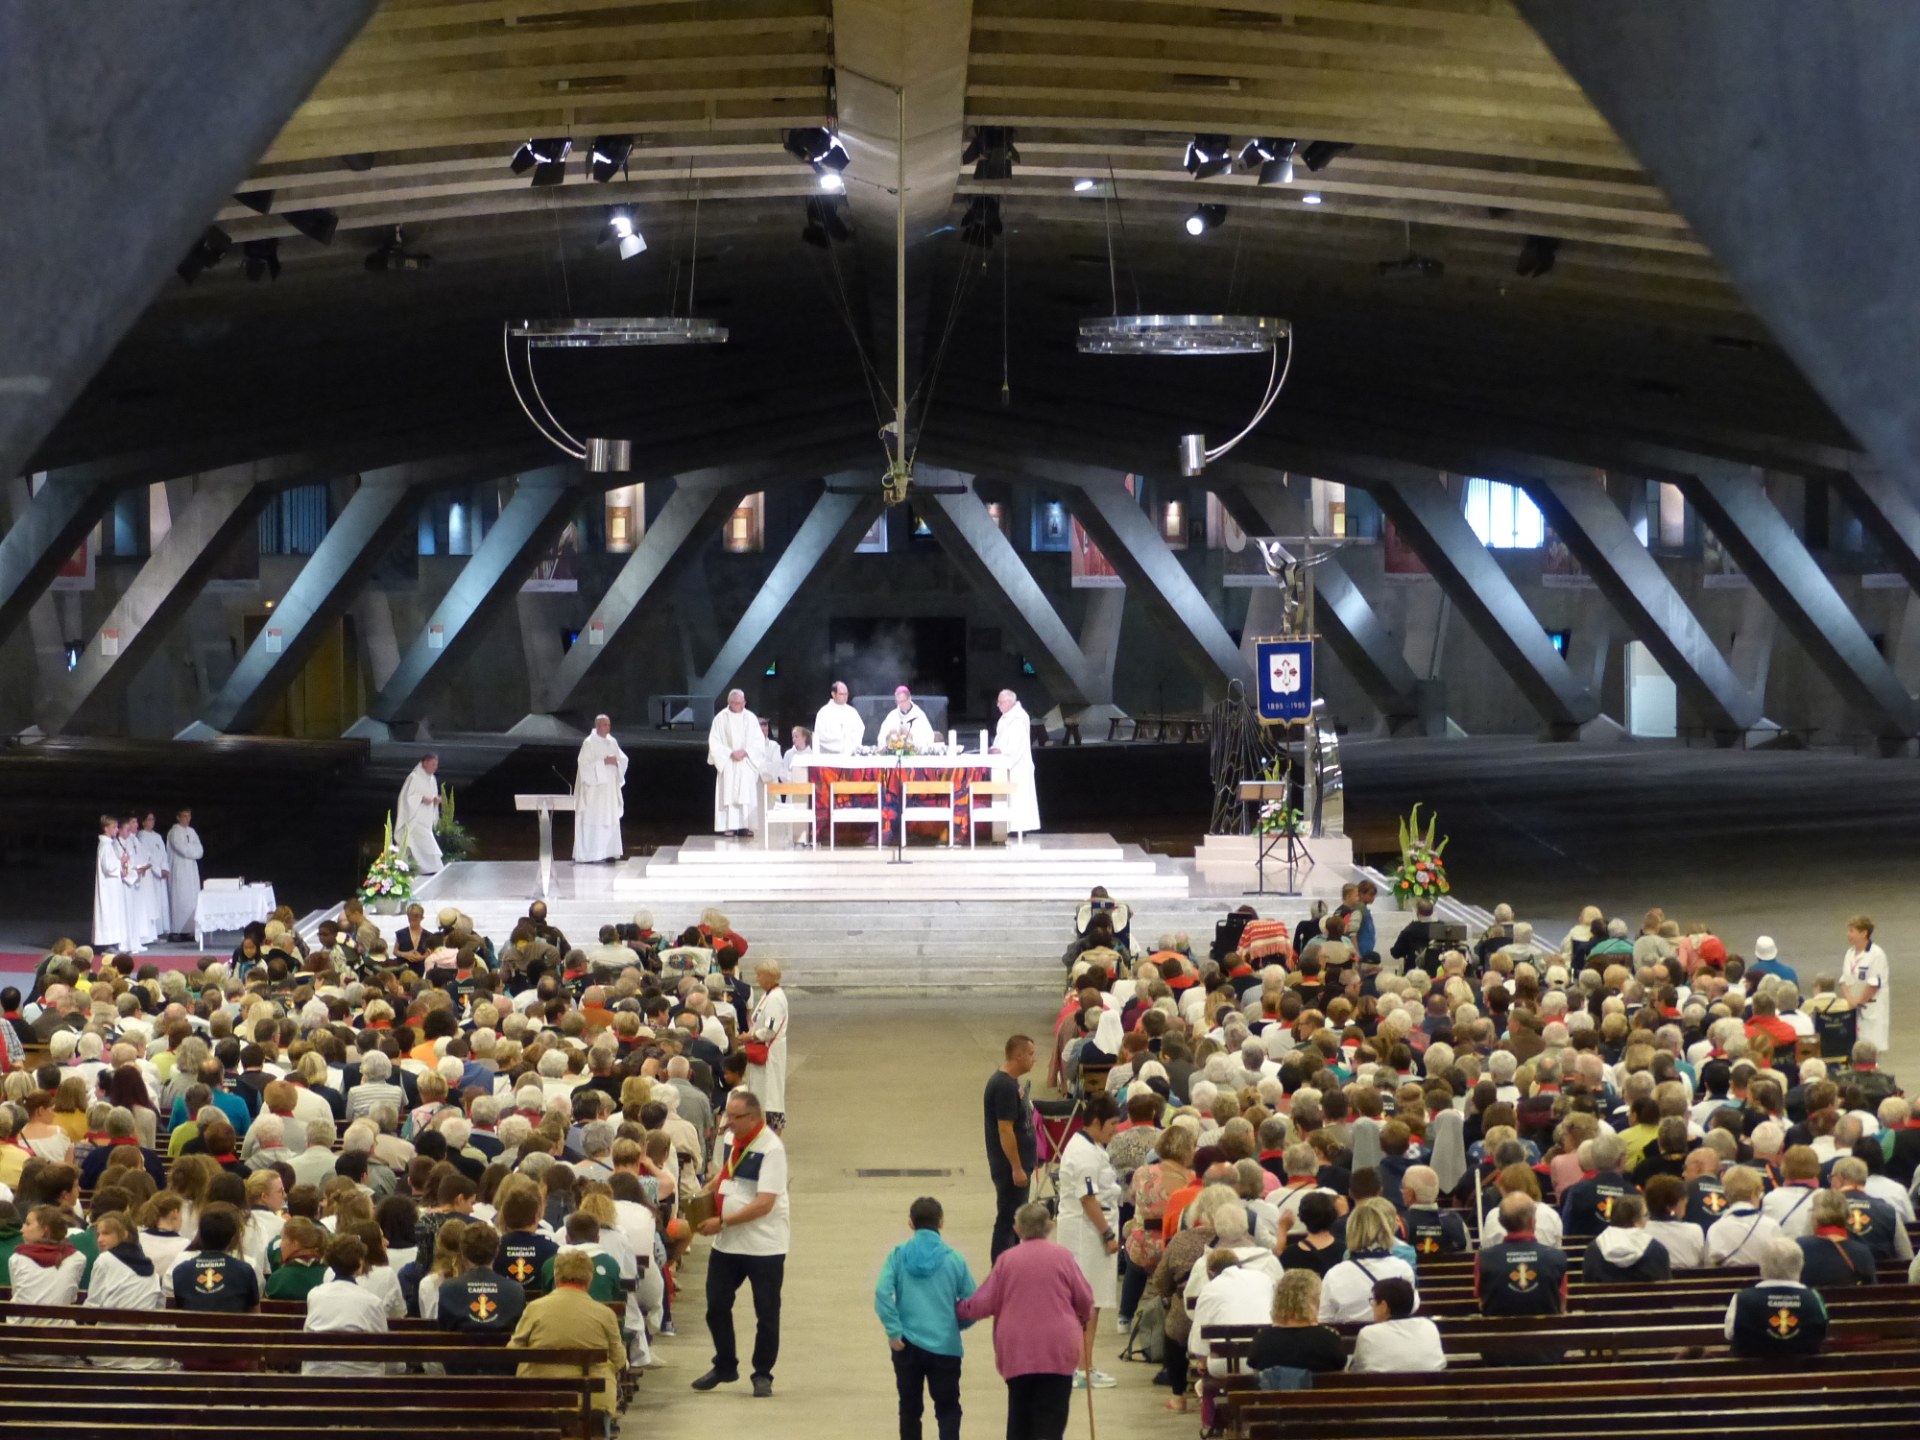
xmin=0 ymin=472 xmax=120 ymax=649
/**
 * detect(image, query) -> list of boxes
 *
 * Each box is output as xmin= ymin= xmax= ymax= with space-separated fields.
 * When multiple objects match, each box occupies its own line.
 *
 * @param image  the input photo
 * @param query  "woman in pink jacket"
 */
xmin=956 ymin=1201 xmax=1095 ymax=1440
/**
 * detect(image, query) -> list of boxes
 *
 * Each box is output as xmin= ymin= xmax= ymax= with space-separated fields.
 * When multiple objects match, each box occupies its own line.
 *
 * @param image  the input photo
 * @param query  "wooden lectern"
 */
xmin=514 ymin=793 xmax=576 ymax=898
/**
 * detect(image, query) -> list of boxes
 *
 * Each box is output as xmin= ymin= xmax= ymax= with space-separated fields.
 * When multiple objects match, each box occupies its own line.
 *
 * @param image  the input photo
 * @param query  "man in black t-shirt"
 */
xmin=984 ymin=1035 xmax=1038 ymax=1261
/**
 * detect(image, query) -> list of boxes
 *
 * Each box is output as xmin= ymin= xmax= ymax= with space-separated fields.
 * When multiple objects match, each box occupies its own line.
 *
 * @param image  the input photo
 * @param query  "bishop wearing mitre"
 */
xmin=396 ymin=753 xmax=444 ymax=874
xmin=573 ymin=714 xmax=630 ymax=863
xmin=812 ymin=680 xmax=866 ymax=754
xmin=707 ymin=690 xmax=764 ymax=837
xmin=875 ymin=685 xmax=935 ymax=750
xmin=992 ymin=689 xmax=1042 ymax=838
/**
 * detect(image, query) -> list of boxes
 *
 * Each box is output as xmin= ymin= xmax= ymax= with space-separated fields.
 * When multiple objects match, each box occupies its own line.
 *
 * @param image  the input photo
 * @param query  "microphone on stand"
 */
xmin=554 ymin=766 xmax=574 ymax=796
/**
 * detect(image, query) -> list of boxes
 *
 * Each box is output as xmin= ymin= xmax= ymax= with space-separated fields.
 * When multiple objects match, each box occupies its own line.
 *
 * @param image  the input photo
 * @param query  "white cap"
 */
xmin=1754 ymin=936 xmax=1778 ymax=961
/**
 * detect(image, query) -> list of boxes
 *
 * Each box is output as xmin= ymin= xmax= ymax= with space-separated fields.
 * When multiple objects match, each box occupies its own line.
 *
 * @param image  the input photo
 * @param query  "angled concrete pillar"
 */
xmin=1836 ymin=468 xmax=1920 ymax=593
xmin=1521 ymin=474 xmax=1761 ymax=736
xmin=1365 ymin=473 xmax=1598 ymax=732
xmin=917 ymin=482 xmax=1100 ymax=707
xmin=362 ymin=465 xmax=582 ymax=731
xmin=535 ymin=475 xmax=754 ymax=717
xmin=1677 ymin=466 xmax=1920 ymax=738
xmin=1075 ymin=591 xmax=1125 ymax=706
xmin=0 ymin=472 xmax=120 ymax=648
xmin=194 ymin=471 xmax=424 ymax=736
xmin=0 ymin=4 xmax=375 ymax=484
xmin=1223 ymin=479 xmax=1424 ymax=725
xmin=41 ymin=476 xmax=263 ymax=734
xmin=692 ymin=484 xmax=884 ymax=699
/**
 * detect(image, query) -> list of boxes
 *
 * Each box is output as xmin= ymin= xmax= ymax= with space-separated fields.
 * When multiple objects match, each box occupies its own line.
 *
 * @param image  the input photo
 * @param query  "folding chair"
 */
xmin=968 ymin=779 xmax=1014 ymax=847
xmin=762 ymin=782 xmax=817 ymax=849
xmin=828 ymin=780 xmax=883 ymax=848
xmin=900 ymin=779 xmax=956 ymax=846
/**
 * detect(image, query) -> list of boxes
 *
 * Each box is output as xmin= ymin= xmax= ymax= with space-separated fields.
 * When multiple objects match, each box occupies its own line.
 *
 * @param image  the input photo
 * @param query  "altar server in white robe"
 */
xmin=135 ymin=814 xmax=172 ymax=939
xmin=120 ymin=815 xmax=160 ymax=948
xmin=992 ymin=689 xmax=1042 ymax=838
xmin=396 ymin=754 xmax=444 ymax=874
xmin=876 ymin=685 xmax=936 ymax=750
xmin=707 ymin=690 xmax=765 ymax=836
xmin=167 ymin=809 xmax=204 ymax=940
xmin=573 ymin=715 xmax=631 ymax=863
xmin=94 ymin=816 xmax=133 ymax=950
xmin=812 ymin=680 xmax=866 ymax=754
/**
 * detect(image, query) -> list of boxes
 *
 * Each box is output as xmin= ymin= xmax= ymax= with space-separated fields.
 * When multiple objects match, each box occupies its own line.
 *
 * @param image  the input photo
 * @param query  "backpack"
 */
xmin=1120 ymin=1293 xmax=1166 ymax=1365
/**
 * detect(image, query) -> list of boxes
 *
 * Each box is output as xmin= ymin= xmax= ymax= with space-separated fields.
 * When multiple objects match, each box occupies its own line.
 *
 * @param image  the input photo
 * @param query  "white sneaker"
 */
xmin=1074 ymin=1369 xmax=1117 ymax=1389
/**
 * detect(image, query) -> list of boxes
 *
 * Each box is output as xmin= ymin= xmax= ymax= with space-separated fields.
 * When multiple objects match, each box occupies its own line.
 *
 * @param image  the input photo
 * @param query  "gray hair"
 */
xmin=1758 ymin=1237 xmax=1805 ymax=1282
xmin=470 ymin=1096 xmax=500 ymax=1126
xmin=1013 ymin=1201 xmax=1052 ymax=1240
xmin=581 ymin=1121 xmax=613 ymax=1157
xmin=537 ymin=1049 xmax=569 ymax=1078
xmin=497 ymin=1115 xmax=532 ymax=1150
xmin=253 ymin=1114 xmax=284 ymax=1147
xmin=441 ymin=1116 xmax=472 ymax=1148
xmin=360 ymin=1051 xmax=392 ymax=1082
xmin=307 ymin=1118 xmax=337 ymax=1149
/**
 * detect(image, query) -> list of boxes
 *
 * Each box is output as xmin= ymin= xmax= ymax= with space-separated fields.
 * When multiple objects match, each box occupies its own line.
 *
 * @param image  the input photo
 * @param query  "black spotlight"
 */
xmin=588 ymin=135 xmax=632 ymax=182
xmin=1183 ymin=134 xmax=1234 ymax=180
xmin=342 ymin=153 xmax=377 ymax=172
xmin=784 ymin=126 xmax=849 ymax=173
xmin=241 ymin=238 xmax=281 ymax=282
xmin=963 ymin=126 xmax=1019 ymax=182
xmin=1240 ymin=137 xmax=1298 ymax=185
xmin=365 ymin=225 xmax=432 ymax=273
xmin=1184 ymin=203 xmax=1227 ymax=237
xmin=1301 ymin=140 xmax=1353 ymax=172
xmin=176 ymin=226 xmax=232 ymax=284
xmin=1516 ymin=234 xmax=1561 ymax=278
xmin=961 ymin=195 xmax=1003 ymax=249
xmin=234 ymin=190 xmax=274 ymax=215
xmin=510 ymin=136 xmax=573 ymax=185
xmin=286 ymin=209 xmax=338 ymax=245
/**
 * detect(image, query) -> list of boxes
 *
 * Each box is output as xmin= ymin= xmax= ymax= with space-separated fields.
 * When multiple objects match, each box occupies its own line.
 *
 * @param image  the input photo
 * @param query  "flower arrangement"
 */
xmin=884 ymin=730 xmax=920 ymax=757
xmin=359 ymin=811 xmax=414 ymax=906
xmin=1257 ymin=799 xmax=1304 ymax=836
xmin=1393 ymin=803 xmax=1451 ymax=903
xmin=434 ymin=782 xmax=479 ymax=863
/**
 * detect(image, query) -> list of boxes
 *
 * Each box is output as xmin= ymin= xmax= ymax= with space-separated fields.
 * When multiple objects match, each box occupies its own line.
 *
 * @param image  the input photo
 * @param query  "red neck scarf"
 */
xmin=717 ymin=1121 xmax=765 ymax=1219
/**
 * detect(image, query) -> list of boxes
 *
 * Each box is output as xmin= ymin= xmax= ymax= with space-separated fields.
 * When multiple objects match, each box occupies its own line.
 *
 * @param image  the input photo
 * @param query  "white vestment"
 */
xmin=136 ymin=829 xmax=172 ymax=935
xmin=93 ymin=836 xmax=132 ymax=949
xmin=120 ymin=837 xmax=159 ymax=946
xmin=572 ymin=731 xmax=631 ymax=862
xmin=811 ymin=700 xmax=867 ymax=754
xmin=167 ymin=824 xmax=204 ymax=934
xmin=707 ymin=707 xmax=764 ymax=832
xmin=994 ymin=704 xmax=1042 ymax=835
xmin=396 ymin=765 xmax=443 ymax=874
xmin=876 ymin=703 xmax=935 ymax=750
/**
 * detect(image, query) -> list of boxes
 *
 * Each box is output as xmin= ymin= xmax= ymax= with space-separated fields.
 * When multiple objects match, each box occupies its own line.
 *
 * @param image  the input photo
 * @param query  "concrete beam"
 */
xmin=194 ymin=469 xmax=429 ymax=736
xmin=0 ymin=3 xmax=374 ymax=483
xmin=1520 ymin=474 xmax=1762 ymax=736
xmin=364 ymin=465 xmax=582 ymax=730
xmin=1676 ymin=465 xmax=1920 ymax=738
xmin=916 ymin=477 xmax=1100 ymax=707
xmin=0 ymin=472 xmax=119 ymax=648
xmin=40 ymin=474 xmax=264 ymax=735
xmin=1518 ymin=3 xmax=1920 ymax=489
xmin=1363 ymin=471 xmax=1598 ymax=732
xmin=1836 ymin=468 xmax=1920 ymax=594
xmin=691 ymin=484 xmax=884 ymax=699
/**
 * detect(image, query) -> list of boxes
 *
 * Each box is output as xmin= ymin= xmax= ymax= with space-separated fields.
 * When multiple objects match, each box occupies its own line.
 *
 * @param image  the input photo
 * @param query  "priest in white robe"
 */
xmin=876 ymin=685 xmax=935 ymax=751
xmin=167 ymin=809 xmax=204 ymax=940
xmin=396 ymin=754 xmax=444 ymax=874
xmin=573 ymin=715 xmax=630 ymax=863
xmin=135 ymin=814 xmax=172 ymax=940
xmin=992 ymin=689 xmax=1042 ymax=838
xmin=707 ymin=690 xmax=763 ymax=836
xmin=812 ymin=680 xmax=866 ymax=754
xmin=119 ymin=814 xmax=159 ymax=948
xmin=94 ymin=817 xmax=132 ymax=950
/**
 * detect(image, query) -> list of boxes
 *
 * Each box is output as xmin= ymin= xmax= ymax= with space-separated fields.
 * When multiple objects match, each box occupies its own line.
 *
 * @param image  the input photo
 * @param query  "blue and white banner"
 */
xmin=1255 ymin=639 xmax=1314 ymax=723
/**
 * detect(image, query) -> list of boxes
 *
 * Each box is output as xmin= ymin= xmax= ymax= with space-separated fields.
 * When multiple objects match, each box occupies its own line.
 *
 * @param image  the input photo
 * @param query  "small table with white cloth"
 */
xmin=192 ymin=882 xmax=277 ymax=947
xmin=789 ymin=751 xmax=1012 ymax=846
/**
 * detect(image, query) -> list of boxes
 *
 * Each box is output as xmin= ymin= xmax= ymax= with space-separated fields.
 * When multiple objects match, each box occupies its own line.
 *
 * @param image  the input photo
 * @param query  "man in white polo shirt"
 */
xmin=691 ymin=1089 xmax=790 ymax=1398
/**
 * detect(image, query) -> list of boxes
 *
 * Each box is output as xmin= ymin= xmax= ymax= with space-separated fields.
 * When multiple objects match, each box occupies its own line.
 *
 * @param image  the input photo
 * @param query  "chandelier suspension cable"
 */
xmin=503 ymin=324 xmax=587 ymax=460
xmin=1206 ymin=331 xmax=1293 ymax=464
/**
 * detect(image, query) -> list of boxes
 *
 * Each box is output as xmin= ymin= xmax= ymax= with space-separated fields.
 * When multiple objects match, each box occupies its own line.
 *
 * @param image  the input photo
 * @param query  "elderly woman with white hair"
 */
xmin=345 ymin=1050 xmax=405 ymax=1121
xmin=745 ymin=958 xmax=789 ymax=1130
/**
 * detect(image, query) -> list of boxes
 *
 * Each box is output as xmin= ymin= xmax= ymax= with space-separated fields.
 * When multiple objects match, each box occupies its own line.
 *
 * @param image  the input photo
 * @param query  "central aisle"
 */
xmin=629 ymin=990 xmax=1191 ymax=1440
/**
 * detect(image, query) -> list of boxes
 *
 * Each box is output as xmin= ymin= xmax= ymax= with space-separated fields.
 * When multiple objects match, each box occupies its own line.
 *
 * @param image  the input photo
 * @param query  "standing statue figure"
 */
xmin=1207 ymin=678 xmax=1278 ymax=835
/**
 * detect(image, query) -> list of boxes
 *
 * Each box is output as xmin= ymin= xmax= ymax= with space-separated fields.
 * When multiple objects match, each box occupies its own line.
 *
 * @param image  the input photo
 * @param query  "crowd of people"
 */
xmin=941 ymin=890 xmax=1907 ymax=1438
xmin=5 ymin=897 xmax=796 ymax=1432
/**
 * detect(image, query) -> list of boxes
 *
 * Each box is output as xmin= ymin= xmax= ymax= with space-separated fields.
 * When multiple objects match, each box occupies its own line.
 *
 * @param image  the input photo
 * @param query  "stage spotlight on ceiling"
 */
xmin=1184 ymin=134 xmax=1234 ymax=180
xmin=365 ymin=225 xmax=432 ymax=273
xmin=963 ymin=126 xmax=1019 ymax=181
xmin=1301 ymin=141 xmax=1352 ymax=172
xmin=176 ymin=226 xmax=231 ymax=284
xmin=784 ymin=126 xmax=850 ymax=175
xmin=286 ymin=209 xmax=338 ymax=246
xmin=1516 ymin=234 xmax=1561 ymax=278
xmin=1185 ymin=203 xmax=1227 ymax=237
xmin=241 ymin=238 xmax=281 ymax=282
xmin=510 ymin=136 xmax=573 ymax=185
xmin=588 ymin=135 xmax=632 ymax=183
xmin=1239 ymin=137 xmax=1299 ymax=186
xmin=961 ymin=195 xmax=1003 ymax=249
xmin=801 ymin=195 xmax=852 ymax=249
xmin=1301 ymin=192 xmax=1323 ymax=205
xmin=342 ymin=153 xmax=376 ymax=172
xmin=1074 ymin=177 xmax=1096 ymax=193
xmin=234 ymin=190 xmax=274 ymax=215
xmin=599 ymin=209 xmax=647 ymax=261
xmin=818 ymin=172 xmax=845 ymax=194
